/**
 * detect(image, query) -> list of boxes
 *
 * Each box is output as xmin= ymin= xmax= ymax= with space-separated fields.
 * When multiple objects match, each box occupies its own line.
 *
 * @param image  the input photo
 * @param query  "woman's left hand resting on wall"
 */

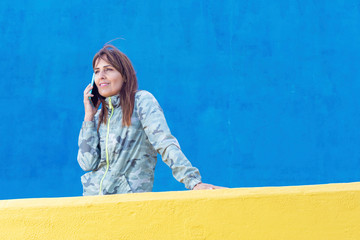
xmin=193 ymin=183 xmax=227 ymax=190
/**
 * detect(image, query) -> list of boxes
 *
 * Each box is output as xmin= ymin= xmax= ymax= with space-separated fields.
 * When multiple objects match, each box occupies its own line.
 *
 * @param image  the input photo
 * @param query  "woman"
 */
xmin=78 ymin=44 xmax=223 ymax=195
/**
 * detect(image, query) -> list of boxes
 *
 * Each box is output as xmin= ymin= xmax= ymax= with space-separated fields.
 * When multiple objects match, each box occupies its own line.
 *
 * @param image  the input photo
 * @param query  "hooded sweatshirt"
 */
xmin=77 ymin=90 xmax=202 ymax=195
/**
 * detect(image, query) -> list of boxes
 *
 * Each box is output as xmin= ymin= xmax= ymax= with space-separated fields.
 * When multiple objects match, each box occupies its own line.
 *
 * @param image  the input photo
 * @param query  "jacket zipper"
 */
xmin=99 ymin=98 xmax=114 ymax=195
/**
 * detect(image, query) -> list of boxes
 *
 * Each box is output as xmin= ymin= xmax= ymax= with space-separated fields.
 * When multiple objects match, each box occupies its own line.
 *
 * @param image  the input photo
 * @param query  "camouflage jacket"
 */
xmin=77 ymin=90 xmax=202 ymax=195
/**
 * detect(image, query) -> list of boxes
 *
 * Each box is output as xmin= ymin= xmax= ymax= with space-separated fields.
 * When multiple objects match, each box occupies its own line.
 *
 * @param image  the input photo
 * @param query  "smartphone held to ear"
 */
xmin=89 ymin=73 xmax=103 ymax=107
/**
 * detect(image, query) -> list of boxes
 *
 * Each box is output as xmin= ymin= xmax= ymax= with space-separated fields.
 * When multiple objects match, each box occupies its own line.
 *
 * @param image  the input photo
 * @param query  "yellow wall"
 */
xmin=0 ymin=182 xmax=359 ymax=240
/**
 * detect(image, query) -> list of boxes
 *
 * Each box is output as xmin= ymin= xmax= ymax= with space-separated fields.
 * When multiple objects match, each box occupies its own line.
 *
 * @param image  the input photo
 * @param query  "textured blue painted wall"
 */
xmin=1 ymin=1 xmax=359 ymax=199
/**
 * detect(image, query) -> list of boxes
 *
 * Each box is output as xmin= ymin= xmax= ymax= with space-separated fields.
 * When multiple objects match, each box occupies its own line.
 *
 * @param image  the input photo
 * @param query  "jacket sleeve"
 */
xmin=77 ymin=120 xmax=101 ymax=171
xmin=136 ymin=91 xmax=202 ymax=189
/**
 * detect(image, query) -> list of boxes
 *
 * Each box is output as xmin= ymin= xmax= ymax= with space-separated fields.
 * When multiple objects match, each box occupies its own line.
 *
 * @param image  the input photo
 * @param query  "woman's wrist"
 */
xmin=193 ymin=182 xmax=202 ymax=189
xmin=84 ymin=115 xmax=94 ymax=121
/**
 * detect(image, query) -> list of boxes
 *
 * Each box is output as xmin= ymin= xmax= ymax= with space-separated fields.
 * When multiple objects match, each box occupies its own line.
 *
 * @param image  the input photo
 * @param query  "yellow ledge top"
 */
xmin=1 ymin=182 xmax=360 ymax=209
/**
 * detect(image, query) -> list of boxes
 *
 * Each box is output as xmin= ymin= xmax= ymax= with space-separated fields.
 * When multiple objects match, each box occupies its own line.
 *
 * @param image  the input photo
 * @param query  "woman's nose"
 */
xmin=99 ymin=70 xmax=105 ymax=78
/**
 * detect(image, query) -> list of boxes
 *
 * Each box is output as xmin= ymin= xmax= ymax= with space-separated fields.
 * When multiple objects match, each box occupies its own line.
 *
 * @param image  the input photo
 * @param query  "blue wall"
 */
xmin=1 ymin=0 xmax=360 ymax=199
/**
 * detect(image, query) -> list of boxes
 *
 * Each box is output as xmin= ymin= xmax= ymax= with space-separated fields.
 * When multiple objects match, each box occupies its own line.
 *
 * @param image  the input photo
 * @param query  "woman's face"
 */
xmin=94 ymin=57 xmax=124 ymax=98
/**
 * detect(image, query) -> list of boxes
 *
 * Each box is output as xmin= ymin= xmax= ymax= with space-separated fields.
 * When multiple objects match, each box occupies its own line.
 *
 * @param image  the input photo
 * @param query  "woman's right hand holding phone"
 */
xmin=83 ymin=84 xmax=100 ymax=121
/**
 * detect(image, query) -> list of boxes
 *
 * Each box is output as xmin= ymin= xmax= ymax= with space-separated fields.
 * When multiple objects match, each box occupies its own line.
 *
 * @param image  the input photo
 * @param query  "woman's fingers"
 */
xmin=83 ymin=84 xmax=95 ymax=103
xmin=212 ymin=186 xmax=228 ymax=189
xmin=83 ymin=84 xmax=99 ymax=121
xmin=193 ymin=183 xmax=228 ymax=190
xmin=83 ymin=84 xmax=93 ymax=96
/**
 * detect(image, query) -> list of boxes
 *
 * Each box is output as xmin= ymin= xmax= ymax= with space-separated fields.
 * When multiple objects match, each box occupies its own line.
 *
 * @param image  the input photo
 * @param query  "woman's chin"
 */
xmin=98 ymin=91 xmax=111 ymax=98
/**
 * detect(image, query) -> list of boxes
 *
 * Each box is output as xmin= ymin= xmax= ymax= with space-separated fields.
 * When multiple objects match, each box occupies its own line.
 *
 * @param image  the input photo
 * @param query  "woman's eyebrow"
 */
xmin=94 ymin=65 xmax=112 ymax=70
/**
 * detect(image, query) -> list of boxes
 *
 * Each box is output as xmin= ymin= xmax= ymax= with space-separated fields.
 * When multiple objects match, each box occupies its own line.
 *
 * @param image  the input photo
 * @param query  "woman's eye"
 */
xmin=94 ymin=70 xmax=99 ymax=74
xmin=105 ymin=68 xmax=112 ymax=71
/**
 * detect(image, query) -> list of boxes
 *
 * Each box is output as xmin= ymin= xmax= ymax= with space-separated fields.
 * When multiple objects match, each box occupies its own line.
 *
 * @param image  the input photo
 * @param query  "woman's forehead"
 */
xmin=94 ymin=56 xmax=111 ymax=68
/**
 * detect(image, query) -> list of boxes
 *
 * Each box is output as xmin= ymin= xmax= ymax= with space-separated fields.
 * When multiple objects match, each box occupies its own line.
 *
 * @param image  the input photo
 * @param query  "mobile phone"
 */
xmin=89 ymin=73 xmax=101 ymax=107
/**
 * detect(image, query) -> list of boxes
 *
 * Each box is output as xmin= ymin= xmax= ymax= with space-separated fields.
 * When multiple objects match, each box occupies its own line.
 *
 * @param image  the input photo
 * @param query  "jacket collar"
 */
xmin=105 ymin=95 xmax=121 ymax=108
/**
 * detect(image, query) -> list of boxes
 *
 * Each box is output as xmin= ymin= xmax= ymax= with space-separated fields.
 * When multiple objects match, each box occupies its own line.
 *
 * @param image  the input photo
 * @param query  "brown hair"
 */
xmin=92 ymin=44 xmax=138 ymax=130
